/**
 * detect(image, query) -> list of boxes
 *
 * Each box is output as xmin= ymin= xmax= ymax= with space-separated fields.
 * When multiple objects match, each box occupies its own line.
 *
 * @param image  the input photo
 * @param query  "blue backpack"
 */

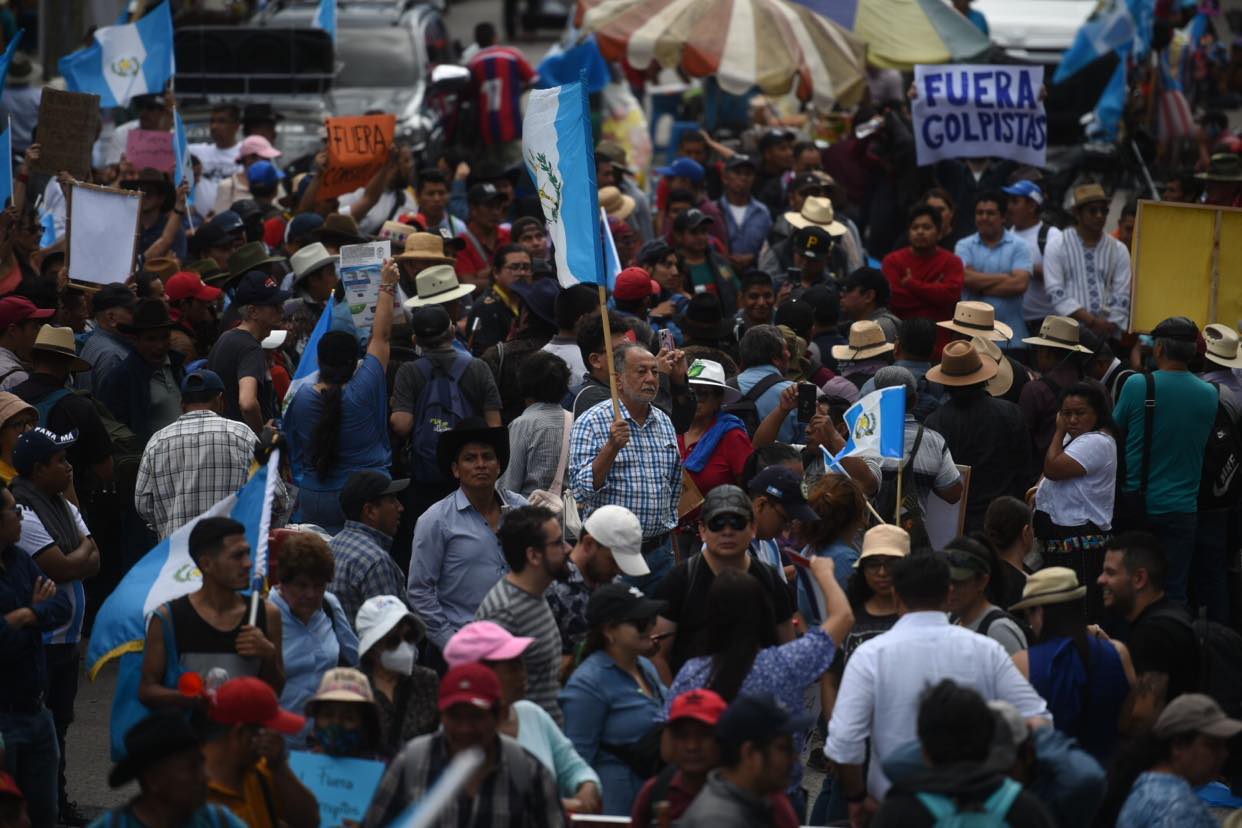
xmin=915 ymin=777 xmax=1023 ymax=827
xmin=408 ymin=353 xmax=476 ymax=484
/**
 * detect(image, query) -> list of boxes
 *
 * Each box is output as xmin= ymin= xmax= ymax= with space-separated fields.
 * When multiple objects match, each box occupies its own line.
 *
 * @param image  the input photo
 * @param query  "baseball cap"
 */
xmin=586 ymin=583 xmax=668 ymax=627
xmin=339 ymin=470 xmax=408 ymax=520
xmin=13 ymin=427 xmax=76 ymax=476
xmin=701 ymin=484 xmax=754 ymax=523
xmin=746 ymin=466 xmax=817 ymax=523
xmin=793 ymin=226 xmax=833 ymax=260
xmin=468 ymin=182 xmax=505 ymax=205
xmin=637 ymin=239 xmax=674 ymax=267
xmin=1151 ymin=316 xmax=1199 ymax=343
xmin=0 ymin=296 xmax=54 ymax=329
xmin=232 ymin=271 xmax=290 ymax=307
xmin=673 ymin=208 xmax=714 ymax=233
xmin=443 ymin=621 xmax=535 ymax=668
xmin=246 ymin=160 xmax=286 ymax=187
xmin=582 ymin=505 xmax=648 ymax=577
xmin=91 ymin=283 xmax=139 ymax=313
xmin=438 ymin=663 xmax=502 ymax=712
xmin=235 ymin=135 xmax=281 ymax=161
xmin=1002 ymin=180 xmax=1043 ymax=205
xmin=180 ymin=369 xmax=225 ymax=395
xmin=758 ymin=129 xmax=795 ymax=152
xmin=285 ymin=213 xmax=325 ymax=246
xmin=655 ymin=157 xmax=705 ymax=182
xmin=208 ymin=209 xmax=245 ymax=236
xmin=791 ymin=171 xmax=829 ymax=193
xmin=946 ymin=544 xmax=991 ymax=581
xmin=165 ymin=272 xmax=222 ymax=303
xmin=668 ymin=689 xmax=728 ymax=726
xmin=1155 ymin=693 xmax=1242 ymax=739
xmin=725 ymin=154 xmax=757 ymax=171
xmin=715 ymin=694 xmax=813 ymax=753
xmin=209 ymin=677 xmax=305 ymax=734
xmin=411 ymin=305 xmax=452 ymax=341
xmin=614 ymin=267 xmax=660 ymax=302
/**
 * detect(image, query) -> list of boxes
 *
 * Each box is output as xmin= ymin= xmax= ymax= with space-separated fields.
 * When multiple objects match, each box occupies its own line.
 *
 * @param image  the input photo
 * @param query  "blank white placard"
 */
xmin=68 ymin=185 xmax=141 ymax=285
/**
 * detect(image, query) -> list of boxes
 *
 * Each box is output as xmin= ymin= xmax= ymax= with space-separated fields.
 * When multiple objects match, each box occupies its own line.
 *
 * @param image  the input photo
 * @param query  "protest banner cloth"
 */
xmin=67 ymin=183 xmax=141 ymax=286
xmin=320 ymin=114 xmax=396 ymax=199
xmin=125 ymin=128 xmax=175 ymax=172
xmin=288 ymin=751 xmax=385 ymax=828
xmin=31 ymin=88 xmax=100 ymax=180
xmin=912 ymin=64 xmax=1047 ymax=168
xmin=339 ymin=240 xmax=391 ymax=339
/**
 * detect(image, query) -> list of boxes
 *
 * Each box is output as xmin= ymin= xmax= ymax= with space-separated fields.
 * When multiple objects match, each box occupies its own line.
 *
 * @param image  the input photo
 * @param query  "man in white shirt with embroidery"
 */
xmin=826 ymin=551 xmax=1049 ymax=823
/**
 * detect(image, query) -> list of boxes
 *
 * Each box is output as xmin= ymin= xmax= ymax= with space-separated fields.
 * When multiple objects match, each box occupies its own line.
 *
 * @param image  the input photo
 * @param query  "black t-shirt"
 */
xmin=829 ymin=602 xmax=899 ymax=676
xmin=12 ymin=373 xmax=113 ymax=474
xmin=994 ymin=561 xmax=1028 ymax=613
xmin=1127 ymin=597 xmax=1200 ymax=701
xmin=207 ymin=328 xmax=275 ymax=425
xmin=654 ymin=553 xmax=794 ymax=674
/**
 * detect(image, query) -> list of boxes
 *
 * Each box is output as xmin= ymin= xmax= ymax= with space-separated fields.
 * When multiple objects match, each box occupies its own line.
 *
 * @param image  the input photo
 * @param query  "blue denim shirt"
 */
xmin=956 ymin=230 xmax=1034 ymax=349
xmin=716 ymin=197 xmax=773 ymax=256
xmin=559 ymin=651 xmax=669 ymax=816
xmin=270 ymin=589 xmax=359 ymax=726
xmin=77 ymin=327 xmax=133 ymax=393
xmin=737 ymin=365 xmax=801 ymax=443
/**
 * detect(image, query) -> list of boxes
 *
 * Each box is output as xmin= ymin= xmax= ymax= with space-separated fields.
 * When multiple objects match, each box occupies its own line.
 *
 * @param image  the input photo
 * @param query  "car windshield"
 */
xmin=336 ymin=28 xmax=418 ymax=87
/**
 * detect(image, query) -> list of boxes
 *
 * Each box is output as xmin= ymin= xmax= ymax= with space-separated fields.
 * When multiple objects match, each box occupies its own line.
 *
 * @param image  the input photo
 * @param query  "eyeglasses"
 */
xmin=861 ymin=557 xmax=894 ymax=572
xmin=502 ymin=262 xmax=532 ymax=273
xmin=706 ymin=514 xmax=750 ymax=532
xmin=624 ymin=616 xmax=655 ymax=633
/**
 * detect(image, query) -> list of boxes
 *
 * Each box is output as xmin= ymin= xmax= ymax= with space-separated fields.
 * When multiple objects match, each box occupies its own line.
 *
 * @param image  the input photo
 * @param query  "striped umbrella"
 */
xmin=813 ymin=0 xmax=990 ymax=70
xmin=576 ymin=0 xmax=868 ymax=108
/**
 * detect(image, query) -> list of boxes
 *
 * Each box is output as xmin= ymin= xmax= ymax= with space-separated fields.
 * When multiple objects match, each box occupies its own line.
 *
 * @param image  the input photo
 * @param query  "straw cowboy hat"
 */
xmin=972 ymin=336 xmax=1014 ymax=397
xmin=1196 ymin=154 xmax=1242 ymax=183
xmin=1010 ymin=567 xmax=1086 ymax=611
xmin=599 ymin=186 xmax=636 ymax=222
xmin=1022 ymin=315 xmax=1093 ymax=354
xmin=1204 ymin=324 xmax=1242 ymax=369
xmin=1070 ymin=183 xmax=1110 ymax=209
xmin=937 ymin=300 xmax=1013 ymax=341
xmin=784 ymin=196 xmax=848 ymax=237
xmin=927 ymin=340 xmax=998 ymax=387
xmin=831 ymin=320 xmax=895 ymax=362
xmin=395 ymin=232 xmax=455 ymax=264
xmin=403 ymin=264 xmax=477 ymax=308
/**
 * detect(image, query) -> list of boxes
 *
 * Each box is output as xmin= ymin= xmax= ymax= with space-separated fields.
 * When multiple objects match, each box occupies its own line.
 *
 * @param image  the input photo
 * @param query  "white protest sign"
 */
xmin=912 ymin=64 xmax=1047 ymax=168
xmin=68 ymin=184 xmax=141 ymax=285
xmin=339 ymin=240 xmax=391 ymax=340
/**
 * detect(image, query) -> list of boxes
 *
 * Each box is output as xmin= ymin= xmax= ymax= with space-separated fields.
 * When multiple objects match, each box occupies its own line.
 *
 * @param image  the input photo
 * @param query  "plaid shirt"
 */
xmin=135 ymin=410 xmax=290 ymax=539
xmin=362 ymin=731 xmax=565 ymax=828
xmin=329 ymin=520 xmax=408 ymax=630
xmin=570 ymin=399 xmax=682 ymax=540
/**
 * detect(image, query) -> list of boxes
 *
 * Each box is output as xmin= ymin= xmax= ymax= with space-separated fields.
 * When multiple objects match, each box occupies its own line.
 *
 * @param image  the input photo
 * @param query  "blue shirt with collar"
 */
xmin=717 ymin=197 xmax=773 ymax=256
xmin=269 ymin=588 xmax=358 ymax=731
xmin=736 ymin=364 xmax=801 ymax=443
xmin=956 ymin=229 xmax=1034 ymax=348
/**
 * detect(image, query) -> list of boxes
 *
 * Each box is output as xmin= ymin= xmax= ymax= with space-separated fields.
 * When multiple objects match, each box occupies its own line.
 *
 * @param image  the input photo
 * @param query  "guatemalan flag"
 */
xmin=87 ymin=450 xmax=281 ymax=759
xmin=1053 ymin=2 xmax=1136 ymax=84
xmin=173 ymin=108 xmax=195 ymax=210
xmin=522 ymin=78 xmax=605 ymax=289
xmin=0 ymin=30 xmax=24 ymax=91
xmin=58 ymin=0 xmax=174 ymax=108
xmin=830 ymin=385 xmax=907 ymax=465
xmin=0 ymin=120 xmax=11 ymax=208
xmin=283 ymin=296 xmax=334 ymax=412
xmin=312 ymin=0 xmax=338 ymax=42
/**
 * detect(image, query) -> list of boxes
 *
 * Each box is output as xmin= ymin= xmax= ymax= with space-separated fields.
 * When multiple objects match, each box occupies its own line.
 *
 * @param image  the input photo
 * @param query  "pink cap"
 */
xmin=443 ymin=621 xmax=534 ymax=668
xmin=236 ymin=135 xmax=282 ymax=161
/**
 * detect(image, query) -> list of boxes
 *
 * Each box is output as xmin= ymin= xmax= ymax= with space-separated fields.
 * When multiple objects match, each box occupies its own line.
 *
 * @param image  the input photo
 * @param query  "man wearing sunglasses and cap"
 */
xmin=1042 ymin=184 xmax=1132 ymax=340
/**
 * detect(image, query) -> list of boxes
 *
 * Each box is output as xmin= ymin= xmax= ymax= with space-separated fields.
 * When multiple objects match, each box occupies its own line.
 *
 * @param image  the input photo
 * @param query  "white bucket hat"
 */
xmin=355 ymin=595 xmax=425 ymax=659
xmin=686 ymin=359 xmax=741 ymax=404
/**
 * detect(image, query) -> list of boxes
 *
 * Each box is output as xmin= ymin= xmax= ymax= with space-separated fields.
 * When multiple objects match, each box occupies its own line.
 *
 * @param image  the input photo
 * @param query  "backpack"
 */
xmin=915 ymin=777 xmax=1023 ymax=827
xmin=34 ymin=387 xmax=144 ymax=498
xmin=976 ymin=607 xmax=1035 ymax=651
xmin=407 ymin=353 xmax=476 ymax=484
xmin=722 ymin=373 xmax=785 ymax=436
xmin=1198 ymin=386 xmax=1242 ymax=511
xmin=1147 ymin=604 xmax=1242 ymax=719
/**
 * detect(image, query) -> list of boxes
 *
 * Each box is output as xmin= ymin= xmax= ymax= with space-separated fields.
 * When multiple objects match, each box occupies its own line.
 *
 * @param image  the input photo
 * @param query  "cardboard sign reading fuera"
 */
xmin=126 ymin=129 xmax=176 ymax=172
xmin=320 ymin=114 xmax=396 ymax=199
xmin=32 ymin=89 xmax=101 ymax=180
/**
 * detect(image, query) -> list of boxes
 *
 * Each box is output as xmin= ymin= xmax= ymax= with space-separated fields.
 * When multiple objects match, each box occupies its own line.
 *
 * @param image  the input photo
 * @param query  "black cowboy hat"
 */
xmin=435 ymin=417 xmax=509 ymax=481
xmin=681 ymin=292 xmax=733 ymax=340
xmin=120 ymin=167 xmax=175 ymax=212
xmin=119 ymin=298 xmax=176 ymax=334
xmin=108 ymin=711 xmax=202 ymax=788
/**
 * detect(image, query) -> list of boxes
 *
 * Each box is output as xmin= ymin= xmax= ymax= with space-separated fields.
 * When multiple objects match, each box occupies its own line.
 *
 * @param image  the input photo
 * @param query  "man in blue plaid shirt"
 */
xmin=570 ymin=343 xmax=683 ymax=589
xmin=329 ymin=471 xmax=411 ymax=629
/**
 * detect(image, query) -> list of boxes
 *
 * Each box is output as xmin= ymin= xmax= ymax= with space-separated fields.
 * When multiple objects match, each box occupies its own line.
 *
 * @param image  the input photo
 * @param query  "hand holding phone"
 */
xmin=797 ymin=382 xmax=817 ymax=422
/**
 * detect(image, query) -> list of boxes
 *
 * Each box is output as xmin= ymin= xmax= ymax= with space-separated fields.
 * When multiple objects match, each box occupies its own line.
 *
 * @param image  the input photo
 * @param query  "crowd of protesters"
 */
xmin=2 ymin=2 xmax=1242 ymax=828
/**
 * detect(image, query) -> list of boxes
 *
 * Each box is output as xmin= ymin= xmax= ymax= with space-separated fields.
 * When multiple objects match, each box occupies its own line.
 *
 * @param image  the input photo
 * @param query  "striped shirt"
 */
xmin=476 ymin=577 xmax=565 ymax=726
xmin=570 ymin=398 xmax=682 ymax=540
xmin=501 ymin=402 xmax=570 ymax=497
xmin=1042 ymin=228 xmax=1132 ymax=329
xmin=467 ymin=46 xmax=536 ymax=144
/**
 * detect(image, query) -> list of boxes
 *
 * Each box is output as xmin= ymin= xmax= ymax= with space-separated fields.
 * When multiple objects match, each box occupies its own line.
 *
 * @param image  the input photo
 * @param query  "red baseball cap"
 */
xmin=166 ymin=272 xmax=223 ymax=303
xmin=614 ymin=267 xmax=659 ymax=302
xmin=668 ymin=689 xmax=728 ymax=726
xmin=438 ymin=663 xmax=502 ymax=712
xmin=209 ymin=677 xmax=306 ymax=734
xmin=0 ymin=296 xmax=54 ymax=329
xmin=263 ymin=216 xmax=287 ymax=250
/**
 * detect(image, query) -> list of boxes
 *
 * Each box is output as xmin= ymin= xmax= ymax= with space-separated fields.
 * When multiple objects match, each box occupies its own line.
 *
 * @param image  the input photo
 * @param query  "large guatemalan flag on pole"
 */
xmin=58 ymin=0 xmax=174 ymax=108
xmin=522 ymin=77 xmax=605 ymax=289
xmin=87 ymin=450 xmax=281 ymax=759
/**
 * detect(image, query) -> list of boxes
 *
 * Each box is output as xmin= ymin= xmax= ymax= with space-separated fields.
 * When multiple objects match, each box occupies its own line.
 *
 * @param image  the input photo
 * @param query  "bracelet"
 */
xmin=378 ymin=283 xmax=397 ymax=296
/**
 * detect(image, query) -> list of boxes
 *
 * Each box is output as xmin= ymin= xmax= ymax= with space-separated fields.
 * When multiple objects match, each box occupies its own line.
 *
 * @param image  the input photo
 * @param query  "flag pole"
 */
xmin=247 ymin=447 xmax=281 ymax=627
xmin=894 ymin=463 xmax=903 ymax=525
xmin=598 ymin=288 xmax=620 ymax=422
xmin=823 ymin=448 xmax=886 ymax=525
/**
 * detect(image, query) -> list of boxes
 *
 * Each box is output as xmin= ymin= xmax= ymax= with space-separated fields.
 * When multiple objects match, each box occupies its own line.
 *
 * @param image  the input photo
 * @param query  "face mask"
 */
xmin=312 ymin=723 xmax=363 ymax=757
xmin=380 ymin=641 xmax=417 ymax=676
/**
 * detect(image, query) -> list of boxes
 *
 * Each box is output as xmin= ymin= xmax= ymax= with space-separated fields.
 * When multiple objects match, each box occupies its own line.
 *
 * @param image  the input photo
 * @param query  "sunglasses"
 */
xmin=861 ymin=557 xmax=894 ymax=572
xmin=706 ymin=514 xmax=750 ymax=532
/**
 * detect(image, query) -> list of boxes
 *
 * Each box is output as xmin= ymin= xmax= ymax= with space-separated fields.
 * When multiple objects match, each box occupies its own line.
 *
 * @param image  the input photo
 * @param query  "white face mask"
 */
xmin=380 ymin=641 xmax=417 ymax=676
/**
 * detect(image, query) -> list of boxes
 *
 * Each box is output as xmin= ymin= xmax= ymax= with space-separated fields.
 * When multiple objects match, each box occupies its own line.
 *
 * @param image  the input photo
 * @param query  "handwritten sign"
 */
xmin=339 ymin=241 xmax=391 ymax=340
xmin=288 ymin=751 xmax=385 ymax=828
xmin=32 ymin=89 xmax=100 ymax=181
xmin=67 ymin=184 xmax=141 ymax=285
xmin=320 ymin=114 xmax=396 ymax=199
xmin=126 ymin=129 xmax=175 ymax=173
xmin=912 ymin=65 xmax=1047 ymax=168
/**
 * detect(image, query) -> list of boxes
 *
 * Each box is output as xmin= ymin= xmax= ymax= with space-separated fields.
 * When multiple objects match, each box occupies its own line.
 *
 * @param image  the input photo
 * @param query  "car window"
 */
xmin=336 ymin=28 xmax=419 ymax=86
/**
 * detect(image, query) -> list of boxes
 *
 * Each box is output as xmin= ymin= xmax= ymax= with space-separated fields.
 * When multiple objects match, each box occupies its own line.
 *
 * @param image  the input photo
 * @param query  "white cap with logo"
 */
xmin=582 ymin=505 xmax=649 ymax=577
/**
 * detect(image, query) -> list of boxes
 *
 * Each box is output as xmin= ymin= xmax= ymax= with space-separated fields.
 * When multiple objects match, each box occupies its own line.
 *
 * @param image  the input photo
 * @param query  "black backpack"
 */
xmin=722 ymin=373 xmax=785 ymax=436
xmin=1198 ymin=385 xmax=1242 ymax=511
xmin=977 ymin=607 xmax=1035 ymax=651
xmin=1147 ymin=604 xmax=1242 ymax=718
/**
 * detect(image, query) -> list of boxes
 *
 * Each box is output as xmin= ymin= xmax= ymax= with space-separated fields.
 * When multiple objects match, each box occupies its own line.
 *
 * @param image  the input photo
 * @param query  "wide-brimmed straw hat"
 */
xmin=1010 ymin=566 xmax=1087 ymax=611
xmin=784 ymin=196 xmax=847 ymax=237
xmin=927 ymin=340 xmax=998 ymax=387
xmin=395 ymin=232 xmax=455 ymax=264
xmin=1204 ymin=324 xmax=1242 ymax=369
xmin=403 ymin=264 xmax=476 ymax=308
xmin=1022 ymin=315 xmax=1092 ymax=354
xmin=599 ymin=186 xmax=636 ymax=221
xmin=972 ymin=336 xmax=1014 ymax=397
xmin=1196 ymin=153 xmax=1242 ymax=183
xmin=937 ymin=301 xmax=1012 ymax=341
xmin=831 ymin=320 xmax=895 ymax=361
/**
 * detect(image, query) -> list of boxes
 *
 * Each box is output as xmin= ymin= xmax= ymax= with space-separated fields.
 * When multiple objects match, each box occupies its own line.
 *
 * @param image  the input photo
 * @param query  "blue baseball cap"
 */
xmin=181 ymin=369 xmax=225 ymax=395
xmin=655 ymin=157 xmax=705 ymax=183
xmin=246 ymin=161 xmax=286 ymax=187
xmin=1002 ymin=180 xmax=1043 ymax=205
xmin=207 ymin=210 xmax=245 ymax=235
xmin=13 ymin=427 xmax=77 ymax=476
xmin=285 ymin=213 xmax=324 ymax=246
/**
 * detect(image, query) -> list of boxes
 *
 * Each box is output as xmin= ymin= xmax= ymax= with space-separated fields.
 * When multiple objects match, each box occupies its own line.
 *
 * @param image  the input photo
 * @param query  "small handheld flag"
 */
xmin=832 ymin=385 xmax=907 ymax=464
